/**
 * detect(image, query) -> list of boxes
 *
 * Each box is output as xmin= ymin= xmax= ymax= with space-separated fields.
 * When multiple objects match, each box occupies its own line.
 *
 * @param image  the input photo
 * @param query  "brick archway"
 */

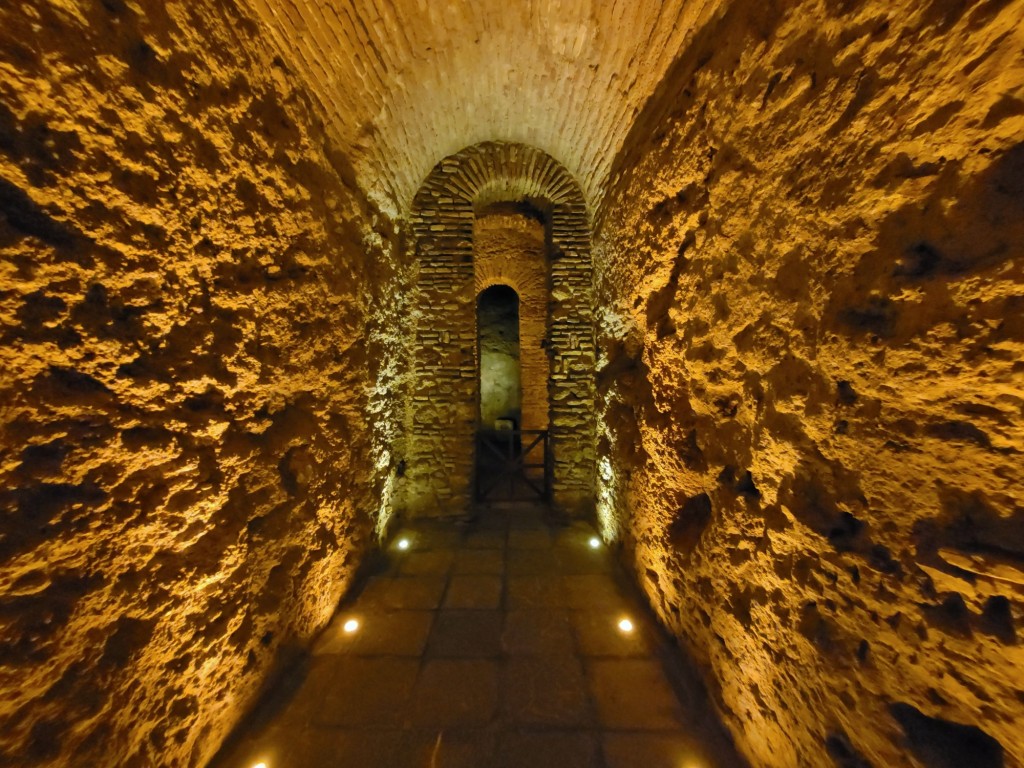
xmin=405 ymin=141 xmax=595 ymax=516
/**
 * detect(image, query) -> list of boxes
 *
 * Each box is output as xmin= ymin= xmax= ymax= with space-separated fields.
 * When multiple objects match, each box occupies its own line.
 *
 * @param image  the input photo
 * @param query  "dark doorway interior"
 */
xmin=476 ymin=285 xmax=547 ymax=501
xmin=477 ymin=284 xmax=521 ymax=431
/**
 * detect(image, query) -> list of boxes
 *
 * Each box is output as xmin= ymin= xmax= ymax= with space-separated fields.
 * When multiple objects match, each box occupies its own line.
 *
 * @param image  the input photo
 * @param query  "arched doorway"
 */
xmin=474 ymin=284 xmax=549 ymax=501
xmin=477 ymin=284 xmax=521 ymax=432
xmin=405 ymin=141 xmax=595 ymax=516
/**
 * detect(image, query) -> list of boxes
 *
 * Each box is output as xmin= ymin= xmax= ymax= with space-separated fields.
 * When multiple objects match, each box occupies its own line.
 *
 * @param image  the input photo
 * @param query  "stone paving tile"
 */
xmin=312 ymin=657 xmax=419 ymax=727
xmin=508 ymin=527 xmax=553 ymax=549
xmin=506 ymin=575 xmax=568 ymax=609
xmin=379 ymin=574 xmax=448 ymax=609
xmin=461 ymin=528 xmax=507 ymax=549
xmin=453 ymin=547 xmax=505 ymax=574
xmin=502 ymin=609 xmax=575 ymax=656
xmin=444 ymin=574 xmax=503 ymax=609
xmin=602 ymin=731 xmax=713 ymax=768
xmin=555 ymin=543 xmax=612 ymax=574
xmin=211 ymin=504 xmax=746 ymax=768
xmin=303 ymin=729 xmax=402 ymax=767
xmin=571 ymin=609 xmax=653 ymax=657
xmin=563 ymin=573 xmax=631 ymax=611
xmin=505 ymin=546 xmax=562 ymax=575
xmin=398 ymin=729 xmax=499 ymax=768
xmin=315 ymin=609 xmax=434 ymax=656
xmin=588 ymin=659 xmax=688 ymax=730
xmin=501 ymin=654 xmax=593 ymax=727
xmin=427 ymin=609 xmax=504 ymax=657
xmin=399 ymin=548 xmax=456 ymax=575
xmin=496 ymin=729 xmax=600 ymax=768
xmin=409 ymin=659 xmax=500 ymax=727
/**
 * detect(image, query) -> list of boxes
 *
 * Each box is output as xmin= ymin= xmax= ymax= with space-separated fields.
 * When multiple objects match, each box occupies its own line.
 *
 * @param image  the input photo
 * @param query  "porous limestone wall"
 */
xmin=0 ymin=1 xmax=395 ymax=766
xmin=595 ymin=1 xmax=1024 ymax=766
xmin=406 ymin=142 xmax=595 ymax=516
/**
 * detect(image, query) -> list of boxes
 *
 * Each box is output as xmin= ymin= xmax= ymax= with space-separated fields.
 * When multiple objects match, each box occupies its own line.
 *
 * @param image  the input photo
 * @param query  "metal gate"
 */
xmin=475 ymin=429 xmax=550 ymax=502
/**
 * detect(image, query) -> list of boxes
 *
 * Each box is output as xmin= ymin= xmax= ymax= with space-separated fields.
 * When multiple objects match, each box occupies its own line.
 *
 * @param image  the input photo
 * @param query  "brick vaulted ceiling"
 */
xmin=241 ymin=0 xmax=720 ymax=214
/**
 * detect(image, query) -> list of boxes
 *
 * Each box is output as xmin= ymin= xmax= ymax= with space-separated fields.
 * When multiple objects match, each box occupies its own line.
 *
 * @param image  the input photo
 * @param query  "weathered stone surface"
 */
xmin=0 ymin=1 xmax=400 ymax=766
xmin=4 ymin=0 xmax=1023 ymax=766
xmin=594 ymin=1 xmax=1024 ymax=766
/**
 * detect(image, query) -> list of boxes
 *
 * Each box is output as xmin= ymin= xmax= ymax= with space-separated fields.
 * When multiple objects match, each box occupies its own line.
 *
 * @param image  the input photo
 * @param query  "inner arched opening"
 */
xmin=477 ymin=284 xmax=521 ymax=431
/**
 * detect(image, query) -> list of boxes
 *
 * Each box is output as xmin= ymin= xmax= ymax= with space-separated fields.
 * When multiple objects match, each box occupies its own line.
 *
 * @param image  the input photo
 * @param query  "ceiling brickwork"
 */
xmin=242 ymin=0 xmax=721 ymax=213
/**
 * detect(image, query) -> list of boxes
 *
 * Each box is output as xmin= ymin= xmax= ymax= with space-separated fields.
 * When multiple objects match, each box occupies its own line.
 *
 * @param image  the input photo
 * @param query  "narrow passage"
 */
xmin=213 ymin=504 xmax=745 ymax=767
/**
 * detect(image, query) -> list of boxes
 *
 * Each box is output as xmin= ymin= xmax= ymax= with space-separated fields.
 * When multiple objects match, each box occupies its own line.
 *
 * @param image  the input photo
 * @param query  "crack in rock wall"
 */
xmin=594 ymin=0 xmax=1024 ymax=765
xmin=0 ymin=1 xmax=400 ymax=766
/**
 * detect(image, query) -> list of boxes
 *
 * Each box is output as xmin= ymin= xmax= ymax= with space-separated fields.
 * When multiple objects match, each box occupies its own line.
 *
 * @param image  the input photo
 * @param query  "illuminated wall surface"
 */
xmin=1 ymin=0 xmax=1022 ymax=766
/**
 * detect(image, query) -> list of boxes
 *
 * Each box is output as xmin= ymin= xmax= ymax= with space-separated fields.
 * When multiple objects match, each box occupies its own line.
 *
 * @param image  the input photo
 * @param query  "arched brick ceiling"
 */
xmin=241 ymin=0 xmax=720 ymax=214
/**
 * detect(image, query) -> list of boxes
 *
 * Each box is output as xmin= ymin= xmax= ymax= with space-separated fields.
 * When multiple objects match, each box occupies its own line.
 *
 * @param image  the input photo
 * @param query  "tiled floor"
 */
xmin=212 ymin=503 xmax=746 ymax=768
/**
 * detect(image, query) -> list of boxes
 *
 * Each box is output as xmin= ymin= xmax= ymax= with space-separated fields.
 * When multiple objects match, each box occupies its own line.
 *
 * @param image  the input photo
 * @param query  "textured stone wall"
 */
xmin=407 ymin=142 xmax=595 ymax=516
xmin=595 ymin=0 xmax=1024 ymax=766
xmin=474 ymin=213 xmax=548 ymax=434
xmin=0 ymin=2 xmax=394 ymax=766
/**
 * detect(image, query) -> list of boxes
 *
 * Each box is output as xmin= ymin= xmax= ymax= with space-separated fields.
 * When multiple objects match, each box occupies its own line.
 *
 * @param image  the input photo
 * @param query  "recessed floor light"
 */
xmin=397 ymin=538 xmax=410 ymax=550
xmin=343 ymin=619 xmax=359 ymax=633
xmin=618 ymin=618 xmax=634 ymax=633
xmin=589 ymin=536 xmax=601 ymax=549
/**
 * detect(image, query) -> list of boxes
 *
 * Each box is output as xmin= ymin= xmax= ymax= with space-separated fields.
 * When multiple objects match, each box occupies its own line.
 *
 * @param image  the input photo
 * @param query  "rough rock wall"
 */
xmin=0 ymin=2 xmax=395 ymax=766
xmin=595 ymin=1 xmax=1024 ymax=766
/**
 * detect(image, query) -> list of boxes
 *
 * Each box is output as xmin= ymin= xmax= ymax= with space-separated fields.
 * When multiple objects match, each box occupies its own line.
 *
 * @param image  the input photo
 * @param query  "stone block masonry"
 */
xmin=407 ymin=142 xmax=596 ymax=517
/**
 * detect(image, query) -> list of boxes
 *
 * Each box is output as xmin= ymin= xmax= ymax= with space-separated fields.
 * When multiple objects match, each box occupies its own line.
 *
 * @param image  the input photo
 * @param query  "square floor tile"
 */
xmin=571 ymin=610 xmax=652 ymax=657
xmin=316 ymin=610 xmax=434 ymax=656
xmin=400 ymin=550 xmax=456 ymax=576
xmin=313 ymin=657 xmax=419 ymax=727
xmin=496 ymin=730 xmax=600 ymax=768
xmin=444 ymin=575 xmax=503 ymax=609
xmin=453 ymin=548 xmax=506 ymax=575
xmin=302 ymin=728 xmax=402 ymax=768
xmin=462 ymin=529 xmax=507 ymax=549
xmin=501 ymin=655 xmax=593 ymax=727
xmin=427 ymin=610 xmax=503 ymax=657
xmin=382 ymin=576 xmax=448 ymax=610
xmin=410 ymin=659 xmax=499 ymax=727
xmin=508 ymin=528 xmax=553 ymax=549
xmin=506 ymin=576 xmax=567 ymax=609
xmin=602 ymin=732 xmax=712 ymax=768
xmin=502 ymin=610 xmax=575 ymax=656
xmin=397 ymin=729 xmax=498 ymax=768
xmin=588 ymin=659 xmax=685 ymax=730
xmin=506 ymin=547 xmax=561 ymax=576
xmin=563 ymin=574 xmax=630 ymax=611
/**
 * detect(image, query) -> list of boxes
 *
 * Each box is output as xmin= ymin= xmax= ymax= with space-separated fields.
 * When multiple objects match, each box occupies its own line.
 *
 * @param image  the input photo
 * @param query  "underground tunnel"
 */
xmin=1 ymin=1 xmax=1023 ymax=767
